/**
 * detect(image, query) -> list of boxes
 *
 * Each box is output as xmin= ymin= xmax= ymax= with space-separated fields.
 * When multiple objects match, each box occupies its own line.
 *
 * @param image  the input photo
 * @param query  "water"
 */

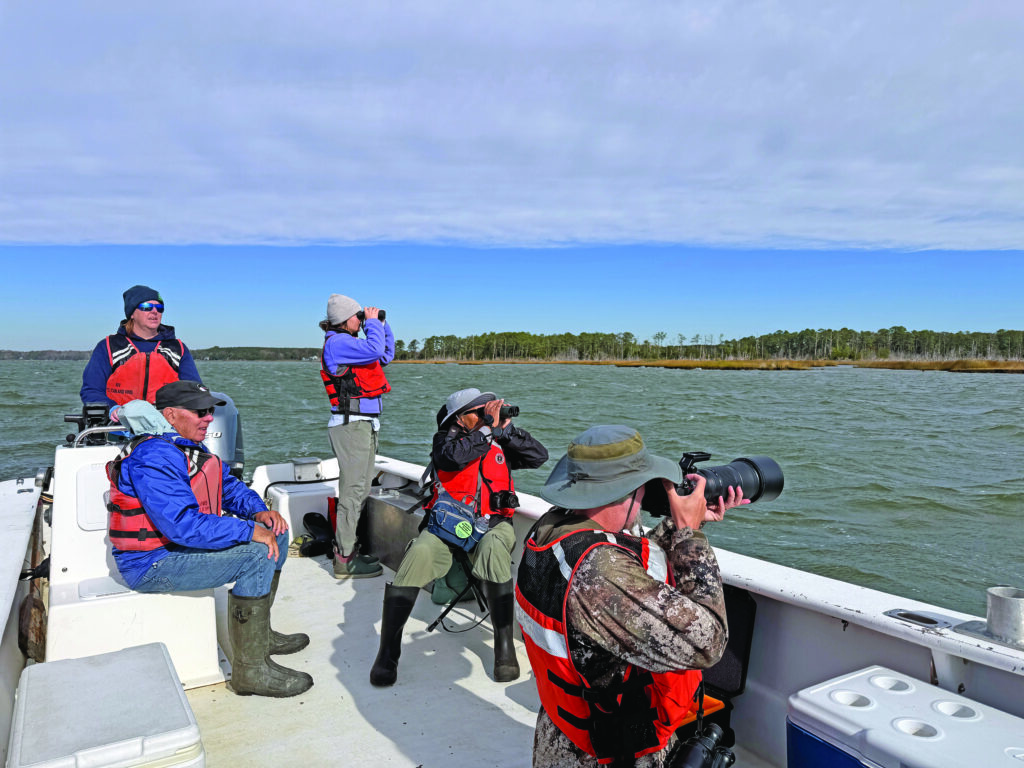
xmin=2 ymin=360 xmax=1022 ymax=617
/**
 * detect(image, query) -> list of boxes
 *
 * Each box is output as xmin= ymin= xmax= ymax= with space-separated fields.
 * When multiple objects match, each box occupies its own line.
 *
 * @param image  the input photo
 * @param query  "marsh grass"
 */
xmin=398 ymin=358 xmax=1024 ymax=373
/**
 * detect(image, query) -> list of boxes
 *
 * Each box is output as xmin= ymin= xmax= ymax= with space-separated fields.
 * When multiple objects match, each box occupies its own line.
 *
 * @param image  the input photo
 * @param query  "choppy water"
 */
xmin=2 ymin=360 xmax=1022 ymax=616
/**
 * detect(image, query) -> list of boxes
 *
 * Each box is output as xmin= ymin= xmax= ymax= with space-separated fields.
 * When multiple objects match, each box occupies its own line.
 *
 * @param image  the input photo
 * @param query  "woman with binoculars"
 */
xmin=370 ymin=387 xmax=548 ymax=688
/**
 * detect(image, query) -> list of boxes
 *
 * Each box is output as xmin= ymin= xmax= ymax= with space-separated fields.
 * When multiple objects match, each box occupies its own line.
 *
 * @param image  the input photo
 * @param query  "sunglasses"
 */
xmin=137 ymin=302 xmax=165 ymax=312
xmin=191 ymin=407 xmax=215 ymax=418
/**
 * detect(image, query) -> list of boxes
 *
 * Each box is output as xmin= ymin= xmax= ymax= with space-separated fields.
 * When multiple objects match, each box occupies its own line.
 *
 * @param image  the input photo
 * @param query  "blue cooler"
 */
xmin=787 ymin=665 xmax=1024 ymax=768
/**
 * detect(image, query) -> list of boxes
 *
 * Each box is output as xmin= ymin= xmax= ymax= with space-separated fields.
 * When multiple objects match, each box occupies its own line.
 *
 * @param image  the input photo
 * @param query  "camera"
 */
xmin=490 ymin=490 xmax=520 ymax=510
xmin=670 ymin=723 xmax=735 ymax=768
xmin=356 ymin=308 xmax=386 ymax=322
xmin=643 ymin=452 xmax=784 ymax=517
xmin=499 ymin=404 xmax=519 ymax=420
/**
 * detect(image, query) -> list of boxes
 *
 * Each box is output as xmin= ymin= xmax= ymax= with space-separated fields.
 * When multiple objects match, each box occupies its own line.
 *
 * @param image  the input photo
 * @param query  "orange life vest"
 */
xmin=320 ymin=344 xmax=391 ymax=416
xmin=516 ymin=528 xmax=702 ymax=763
xmin=433 ymin=441 xmax=515 ymax=518
xmin=105 ymin=335 xmax=184 ymax=405
xmin=107 ymin=436 xmax=223 ymax=551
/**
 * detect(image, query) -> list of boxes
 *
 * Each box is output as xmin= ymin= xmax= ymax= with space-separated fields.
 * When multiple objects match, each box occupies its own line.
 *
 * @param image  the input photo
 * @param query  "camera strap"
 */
xmin=693 ymin=679 xmax=706 ymax=735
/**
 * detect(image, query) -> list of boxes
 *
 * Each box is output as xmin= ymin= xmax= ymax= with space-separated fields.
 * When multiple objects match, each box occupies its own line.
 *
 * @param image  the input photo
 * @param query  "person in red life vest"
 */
xmin=80 ymin=285 xmax=203 ymax=422
xmin=108 ymin=380 xmax=312 ymax=698
xmin=370 ymin=387 xmax=548 ymax=687
xmin=319 ymin=293 xmax=394 ymax=579
xmin=516 ymin=425 xmax=748 ymax=767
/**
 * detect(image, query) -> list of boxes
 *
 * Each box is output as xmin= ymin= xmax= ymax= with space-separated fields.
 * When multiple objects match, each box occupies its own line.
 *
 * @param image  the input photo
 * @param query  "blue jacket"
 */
xmin=112 ymin=434 xmax=265 ymax=587
xmin=322 ymin=319 xmax=395 ymax=416
xmin=81 ymin=323 xmax=202 ymax=413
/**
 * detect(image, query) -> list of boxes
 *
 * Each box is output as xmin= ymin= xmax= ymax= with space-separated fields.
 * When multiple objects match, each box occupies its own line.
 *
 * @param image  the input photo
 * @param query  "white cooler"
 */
xmin=7 ymin=643 xmax=204 ymax=768
xmin=787 ymin=665 xmax=1024 ymax=768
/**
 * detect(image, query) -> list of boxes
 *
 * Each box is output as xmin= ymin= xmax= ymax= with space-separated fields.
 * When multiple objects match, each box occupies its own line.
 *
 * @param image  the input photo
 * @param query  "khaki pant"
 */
xmin=392 ymin=520 xmax=517 ymax=588
xmin=327 ymin=419 xmax=378 ymax=557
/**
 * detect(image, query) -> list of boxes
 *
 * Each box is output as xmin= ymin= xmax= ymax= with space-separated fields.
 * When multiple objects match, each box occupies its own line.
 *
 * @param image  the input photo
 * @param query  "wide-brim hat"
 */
xmin=155 ymin=380 xmax=227 ymax=411
xmin=438 ymin=387 xmax=497 ymax=428
xmin=540 ymin=425 xmax=681 ymax=510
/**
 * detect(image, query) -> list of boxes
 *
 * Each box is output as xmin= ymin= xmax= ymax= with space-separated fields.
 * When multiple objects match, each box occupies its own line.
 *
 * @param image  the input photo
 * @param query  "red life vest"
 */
xmin=106 ymin=436 xmax=224 ymax=551
xmin=516 ymin=528 xmax=702 ymax=763
xmin=320 ymin=343 xmax=391 ymax=415
xmin=105 ymin=335 xmax=184 ymax=405
xmin=433 ymin=441 xmax=515 ymax=518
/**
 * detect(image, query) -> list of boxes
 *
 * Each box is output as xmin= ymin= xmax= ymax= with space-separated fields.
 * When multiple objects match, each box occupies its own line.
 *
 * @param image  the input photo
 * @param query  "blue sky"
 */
xmin=2 ymin=2 xmax=1023 ymax=350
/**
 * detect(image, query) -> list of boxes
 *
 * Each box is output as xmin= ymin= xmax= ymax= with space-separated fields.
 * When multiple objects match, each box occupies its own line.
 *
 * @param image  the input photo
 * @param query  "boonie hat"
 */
xmin=155 ymin=380 xmax=227 ymax=411
xmin=439 ymin=387 xmax=497 ymax=428
xmin=326 ymin=294 xmax=362 ymax=326
xmin=123 ymin=285 xmax=162 ymax=318
xmin=540 ymin=425 xmax=682 ymax=510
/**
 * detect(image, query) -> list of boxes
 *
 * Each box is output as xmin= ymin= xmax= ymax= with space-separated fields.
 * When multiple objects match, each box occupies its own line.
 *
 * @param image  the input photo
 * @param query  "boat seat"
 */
xmin=675 ymin=584 xmax=757 ymax=746
xmin=45 ymin=444 xmax=225 ymax=689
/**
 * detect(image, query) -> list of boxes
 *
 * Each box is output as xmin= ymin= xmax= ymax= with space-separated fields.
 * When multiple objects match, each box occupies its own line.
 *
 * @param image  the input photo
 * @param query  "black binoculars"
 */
xmin=356 ymin=309 xmax=386 ymax=322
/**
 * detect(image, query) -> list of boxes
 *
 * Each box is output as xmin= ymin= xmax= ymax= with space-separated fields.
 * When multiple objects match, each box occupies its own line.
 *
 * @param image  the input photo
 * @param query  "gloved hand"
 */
xmin=120 ymin=399 xmax=175 ymax=436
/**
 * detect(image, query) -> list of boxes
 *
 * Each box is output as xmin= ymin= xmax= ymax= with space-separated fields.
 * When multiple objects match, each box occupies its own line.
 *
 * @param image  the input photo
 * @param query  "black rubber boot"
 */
xmin=369 ymin=583 xmax=419 ymax=687
xmin=484 ymin=579 xmax=520 ymax=682
xmin=268 ymin=571 xmax=310 ymax=655
xmin=228 ymin=591 xmax=314 ymax=697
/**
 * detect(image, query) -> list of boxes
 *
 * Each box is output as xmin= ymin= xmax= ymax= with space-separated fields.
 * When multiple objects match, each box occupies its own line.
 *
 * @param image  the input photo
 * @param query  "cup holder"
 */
xmin=869 ymin=674 xmax=913 ymax=692
xmin=933 ymin=700 xmax=980 ymax=720
xmin=830 ymin=690 xmax=873 ymax=708
xmin=893 ymin=719 xmax=940 ymax=738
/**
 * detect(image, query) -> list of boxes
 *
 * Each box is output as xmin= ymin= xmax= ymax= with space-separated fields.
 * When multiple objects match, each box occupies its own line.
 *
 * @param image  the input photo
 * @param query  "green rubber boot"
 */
xmin=268 ymin=571 xmax=310 ymax=655
xmin=484 ymin=579 xmax=520 ymax=683
xmin=370 ymin=583 xmax=419 ymax=687
xmin=228 ymin=591 xmax=313 ymax=697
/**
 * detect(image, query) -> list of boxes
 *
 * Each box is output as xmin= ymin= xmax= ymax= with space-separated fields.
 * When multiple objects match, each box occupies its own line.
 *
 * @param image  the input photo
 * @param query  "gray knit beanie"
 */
xmin=327 ymin=294 xmax=361 ymax=326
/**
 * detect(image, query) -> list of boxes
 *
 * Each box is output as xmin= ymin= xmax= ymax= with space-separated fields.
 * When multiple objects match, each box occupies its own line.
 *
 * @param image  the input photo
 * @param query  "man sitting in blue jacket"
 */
xmin=107 ymin=380 xmax=312 ymax=698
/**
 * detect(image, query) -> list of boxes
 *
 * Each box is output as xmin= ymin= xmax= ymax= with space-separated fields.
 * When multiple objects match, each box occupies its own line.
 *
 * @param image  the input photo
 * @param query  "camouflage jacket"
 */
xmin=528 ymin=512 xmax=728 ymax=768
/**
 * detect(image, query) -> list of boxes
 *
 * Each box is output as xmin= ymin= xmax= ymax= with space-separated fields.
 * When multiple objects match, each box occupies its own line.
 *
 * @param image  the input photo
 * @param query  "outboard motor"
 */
xmin=205 ymin=391 xmax=245 ymax=478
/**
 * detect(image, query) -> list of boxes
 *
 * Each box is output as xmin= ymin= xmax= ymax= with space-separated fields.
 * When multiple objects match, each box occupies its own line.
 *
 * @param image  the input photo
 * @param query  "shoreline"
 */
xmin=390 ymin=358 xmax=1024 ymax=373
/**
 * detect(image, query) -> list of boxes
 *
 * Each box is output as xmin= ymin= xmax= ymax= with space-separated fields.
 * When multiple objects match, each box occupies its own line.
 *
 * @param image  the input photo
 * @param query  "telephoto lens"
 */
xmin=642 ymin=452 xmax=784 ymax=517
xmin=499 ymin=404 xmax=519 ymax=420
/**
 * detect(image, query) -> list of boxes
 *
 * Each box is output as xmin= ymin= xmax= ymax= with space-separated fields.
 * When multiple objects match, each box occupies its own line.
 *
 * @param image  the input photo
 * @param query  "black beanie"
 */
xmin=123 ymin=285 xmax=162 ymax=318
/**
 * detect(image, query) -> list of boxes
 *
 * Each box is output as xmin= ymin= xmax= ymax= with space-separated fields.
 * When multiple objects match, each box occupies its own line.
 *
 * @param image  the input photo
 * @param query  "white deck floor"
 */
xmin=186 ymin=555 xmax=542 ymax=767
xmin=185 ymin=555 xmax=775 ymax=767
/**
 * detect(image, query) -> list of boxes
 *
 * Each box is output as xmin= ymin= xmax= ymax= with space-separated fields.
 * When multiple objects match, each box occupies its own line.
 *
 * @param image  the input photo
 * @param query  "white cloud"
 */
xmin=2 ymin=0 xmax=1023 ymax=248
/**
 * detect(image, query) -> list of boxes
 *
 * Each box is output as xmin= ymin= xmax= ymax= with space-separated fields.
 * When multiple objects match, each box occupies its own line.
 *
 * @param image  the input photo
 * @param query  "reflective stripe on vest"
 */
xmin=107 ymin=436 xmax=223 ymax=551
xmin=319 ymin=344 xmax=390 ymax=415
xmin=515 ymin=528 xmax=701 ymax=762
xmin=434 ymin=441 xmax=514 ymax=518
xmin=105 ymin=335 xmax=184 ymax=405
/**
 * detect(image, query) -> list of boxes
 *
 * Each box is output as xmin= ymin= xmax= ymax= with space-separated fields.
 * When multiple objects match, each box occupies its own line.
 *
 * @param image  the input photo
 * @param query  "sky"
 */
xmin=2 ymin=1 xmax=1023 ymax=350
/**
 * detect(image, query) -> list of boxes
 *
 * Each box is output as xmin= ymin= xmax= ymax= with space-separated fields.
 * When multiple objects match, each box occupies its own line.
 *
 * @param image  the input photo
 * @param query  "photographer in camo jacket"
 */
xmin=516 ymin=425 xmax=747 ymax=767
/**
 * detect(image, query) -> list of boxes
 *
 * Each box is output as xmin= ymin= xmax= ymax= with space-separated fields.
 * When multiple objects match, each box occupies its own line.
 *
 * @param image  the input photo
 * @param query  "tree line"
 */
xmin=4 ymin=326 xmax=1021 ymax=362
xmin=393 ymin=327 xmax=1024 ymax=362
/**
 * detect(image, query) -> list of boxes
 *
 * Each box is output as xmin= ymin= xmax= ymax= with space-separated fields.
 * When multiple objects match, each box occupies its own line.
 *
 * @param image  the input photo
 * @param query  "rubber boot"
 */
xmin=369 ymin=583 xmax=418 ymax=687
xmin=268 ymin=571 xmax=310 ymax=655
xmin=228 ymin=591 xmax=314 ymax=697
xmin=484 ymin=579 xmax=520 ymax=682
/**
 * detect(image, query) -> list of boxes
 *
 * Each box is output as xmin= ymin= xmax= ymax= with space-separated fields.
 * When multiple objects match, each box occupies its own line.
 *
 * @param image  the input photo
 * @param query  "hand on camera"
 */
xmin=706 ymin=485 xmax=749 ymax=522
xmin=664 ymin=474 xmax=708 ymax=531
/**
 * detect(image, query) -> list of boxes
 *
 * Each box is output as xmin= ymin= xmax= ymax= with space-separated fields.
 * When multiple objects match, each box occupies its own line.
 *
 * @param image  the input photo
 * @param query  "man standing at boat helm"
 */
xmin=81 ymin=284 xmax=202 ymax=422
xmin=516 ymin=425 xmax=747 ymax=767
xmin=370 ymin=387 xmax=548 ymax=687
xmin=107 ymin=380 xmax=312 ymax=698
xmin=320 ymin=293 xmax=394 ymax=578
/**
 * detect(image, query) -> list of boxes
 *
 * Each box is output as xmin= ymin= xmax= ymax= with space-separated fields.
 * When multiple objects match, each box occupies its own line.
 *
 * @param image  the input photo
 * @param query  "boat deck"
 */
xmin=185 ymin=555 xmax=774 ymax=767
xmin=187 ymin=555 xmax=541 ymax=767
